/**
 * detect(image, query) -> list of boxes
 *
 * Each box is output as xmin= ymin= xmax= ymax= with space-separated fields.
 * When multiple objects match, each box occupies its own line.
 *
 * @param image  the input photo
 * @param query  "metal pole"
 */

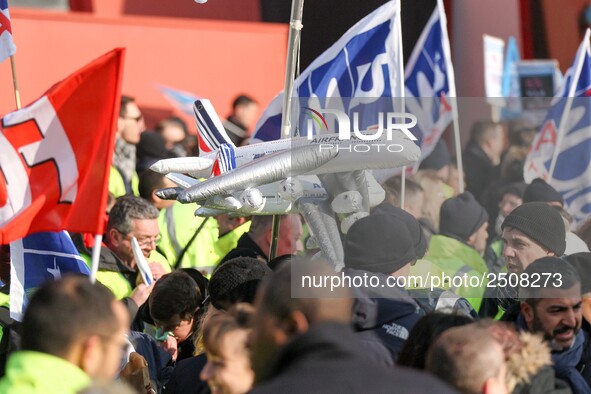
xmin=270 ymin=0 xmax=305 ymax=261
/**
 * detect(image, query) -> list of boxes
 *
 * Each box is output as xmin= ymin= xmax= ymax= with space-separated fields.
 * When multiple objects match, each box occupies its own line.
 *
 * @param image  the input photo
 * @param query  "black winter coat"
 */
xmin=249 ymin=322 xmax=457 ymax=394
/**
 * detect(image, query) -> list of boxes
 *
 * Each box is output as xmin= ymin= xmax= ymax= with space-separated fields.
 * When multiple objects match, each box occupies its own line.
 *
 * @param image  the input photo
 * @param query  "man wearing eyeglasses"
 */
xmin=90 ymin=196 xmax=172 ymax=320
xmin=110 ymin=95 xmax=146 ymax=198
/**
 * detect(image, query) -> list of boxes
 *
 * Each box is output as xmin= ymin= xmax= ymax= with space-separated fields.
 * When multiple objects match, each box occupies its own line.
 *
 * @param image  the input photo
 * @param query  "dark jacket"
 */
xmin=249 ymin=322 xmax=457 ymax=394
xmin=223 ymin=233 xmax=267 ymax=262
xmin=128 ymin=331 xmax=174 ymax=392
xmin=463 ymin=140 xmax=500 ymax=202
xmin=163 ymin=354 xmax=210 ymax=394
xmin=73 ymin=235 xmax=141 ymax=320
xmin=343 ymin=268 xmax=423 ymax=366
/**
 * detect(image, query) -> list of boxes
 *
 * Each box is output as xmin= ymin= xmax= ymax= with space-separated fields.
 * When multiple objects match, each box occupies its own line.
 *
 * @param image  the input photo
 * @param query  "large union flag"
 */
xmin=0 ymin=48 xmax=125 ymax=243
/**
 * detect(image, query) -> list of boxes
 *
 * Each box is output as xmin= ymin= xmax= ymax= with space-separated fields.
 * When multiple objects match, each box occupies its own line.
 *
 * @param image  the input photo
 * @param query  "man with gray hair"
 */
xmin=76 ymin=196 xmax=171 ymax=318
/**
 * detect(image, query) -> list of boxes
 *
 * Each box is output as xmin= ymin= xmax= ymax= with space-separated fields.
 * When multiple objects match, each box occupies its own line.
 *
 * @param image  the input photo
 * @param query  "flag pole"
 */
xmin=400 ymin=167 xmax=406 ymax=209
xmin=89 ymin=235 xmax=102 ymax=283
xmin=437 ymin=0 xmax=463 ymax=193
xmin=270 ymin=0 xmax=304 ymax=261
xmin=548 ymin=29 xmax=590 ymax=179
xmin=397 ymin=0 xmax=406 ymax=210
xmin=10 ymin=55 xmax=21 ymax=110
xmin=452 ymin=111 xmax=464 ymax=193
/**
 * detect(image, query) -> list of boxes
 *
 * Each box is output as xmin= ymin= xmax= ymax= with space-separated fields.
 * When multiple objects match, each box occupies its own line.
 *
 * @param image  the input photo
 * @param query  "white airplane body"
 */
xmin=151 ymin=99 xmax=419 ymax=215
xmin=152 ymin=131 xmax=419 ymax=181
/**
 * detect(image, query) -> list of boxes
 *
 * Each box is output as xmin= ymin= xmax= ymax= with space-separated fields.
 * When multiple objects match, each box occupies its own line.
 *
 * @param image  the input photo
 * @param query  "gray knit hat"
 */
xmin=501 ymin=202 xmax=566 ymax=255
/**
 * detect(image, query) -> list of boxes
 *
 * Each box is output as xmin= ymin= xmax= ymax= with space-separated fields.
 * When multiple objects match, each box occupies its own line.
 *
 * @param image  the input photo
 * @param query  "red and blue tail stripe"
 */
xmin=193 ymin=99 xmax=234 ymax=155
xmin=212 ymin=143 xmax=237 ymax=176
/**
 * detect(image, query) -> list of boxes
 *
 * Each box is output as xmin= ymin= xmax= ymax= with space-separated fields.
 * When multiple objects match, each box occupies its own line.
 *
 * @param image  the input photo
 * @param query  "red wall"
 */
xmin=0 ymin=8 xmax=287 ymax=130
xmin=70 ymin=0 xmax=262 ymax=22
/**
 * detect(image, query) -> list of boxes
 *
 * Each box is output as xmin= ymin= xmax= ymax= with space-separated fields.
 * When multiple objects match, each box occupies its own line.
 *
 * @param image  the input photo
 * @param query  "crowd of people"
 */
xmin=0 ymin=97 xmax=590 ymax=394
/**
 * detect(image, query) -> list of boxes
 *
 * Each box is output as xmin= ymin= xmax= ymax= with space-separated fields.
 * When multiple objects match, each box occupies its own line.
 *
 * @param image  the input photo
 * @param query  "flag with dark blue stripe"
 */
xmin=403 ymin=0 xmax=456 ymax=169
xmin=524 ymin=29 xmax=591 ymax=223
xmin=10 ymin=231 xmax=90 ymax=320
xmin=251 ymin=0 xmax=404 ymax=142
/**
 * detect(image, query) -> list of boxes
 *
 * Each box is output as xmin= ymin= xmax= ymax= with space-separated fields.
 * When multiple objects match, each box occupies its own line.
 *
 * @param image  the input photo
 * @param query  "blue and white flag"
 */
xmin=0 ymin=0 xmax=16 ymax=64
xmin=158 ymin=85 xmax=201 ymax=117
xmin=501 ymin=36 xmax=521 ymax=99
xmin=404 ymin=0 xmax=457 ymax=169
xmin=10 ymin=231 xmax=90 ymax=320
xmin=251 ymin=0 xmax=404 ymax=143
xmin=500 ymin=36 xmax=522 ymax=120
xmin=524 ymin=29 xmax=591 ymax=223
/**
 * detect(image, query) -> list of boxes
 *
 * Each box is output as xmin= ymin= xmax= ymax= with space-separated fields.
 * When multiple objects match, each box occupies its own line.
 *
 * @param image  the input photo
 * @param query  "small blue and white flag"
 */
xmin=10 ymin=231 xmax=90 ymax=321
xmin=251 ymin=0 xmax=404 ymax=143
xmin=404 ymin=0 xmax=457 ymax=170
xmin=524 ymin=29 xmax=591 ymax=223
xmin=500 ymin=36 xmax=522 ymax=120
xmin=158 ymin=85 xmax=201 ymax=117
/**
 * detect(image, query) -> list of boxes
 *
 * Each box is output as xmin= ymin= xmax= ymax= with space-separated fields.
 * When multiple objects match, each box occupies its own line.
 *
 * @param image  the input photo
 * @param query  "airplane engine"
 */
xmin=331 ymin=191 xmax=363 ymax=214
xmin=155 ymin=187 xmax=183 ymax=200
xmin=212 ymin=195 xmax=242 ymax=210
xmin=238 ymin=188 xmax=265 ymax=211
xmin=278 ymin=177 xmax=304 ymax=201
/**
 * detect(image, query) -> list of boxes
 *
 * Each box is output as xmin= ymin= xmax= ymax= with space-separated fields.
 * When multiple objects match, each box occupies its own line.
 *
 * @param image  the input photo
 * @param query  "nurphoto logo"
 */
xmin=303 ymin=107 xmax=418 ymax=153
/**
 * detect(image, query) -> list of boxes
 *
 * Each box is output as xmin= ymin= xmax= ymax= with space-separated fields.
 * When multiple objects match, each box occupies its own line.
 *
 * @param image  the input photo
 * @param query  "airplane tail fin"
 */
xmin=212 ymin=143 xmax=237 ymax=176
xmin=193 ymin=99 xmax=235 ymax=156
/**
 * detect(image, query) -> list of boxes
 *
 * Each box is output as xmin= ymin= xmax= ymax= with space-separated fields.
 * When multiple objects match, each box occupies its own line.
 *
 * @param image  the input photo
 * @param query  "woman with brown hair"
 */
xmin=200 ymin=304 xmax=255 ymax=394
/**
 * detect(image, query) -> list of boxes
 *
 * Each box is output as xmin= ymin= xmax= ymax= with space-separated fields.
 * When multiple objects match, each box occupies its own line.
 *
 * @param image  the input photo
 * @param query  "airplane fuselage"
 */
xmin=203 ymin=131 xmax=420 ymax=176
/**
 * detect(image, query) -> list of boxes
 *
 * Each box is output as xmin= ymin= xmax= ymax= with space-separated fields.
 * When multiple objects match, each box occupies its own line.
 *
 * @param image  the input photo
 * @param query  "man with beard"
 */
xmin=514 ymin=257 xmax=591 ymax=394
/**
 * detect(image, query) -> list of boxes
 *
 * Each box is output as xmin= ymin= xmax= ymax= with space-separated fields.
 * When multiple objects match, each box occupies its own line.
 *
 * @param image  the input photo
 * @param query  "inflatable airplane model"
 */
xmin=151 ymin=99 xmax=420 ymax=217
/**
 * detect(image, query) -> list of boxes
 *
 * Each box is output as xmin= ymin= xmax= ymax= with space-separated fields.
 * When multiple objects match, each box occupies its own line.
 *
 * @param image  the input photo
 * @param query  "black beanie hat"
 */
xmin=523 ymin=178 xmax=564 ymax=206
xmin=344 ymin=213 xmax=416 ymax=274
xmin=208 ymin=257 xmax=272 ymax=311
xmin=419 ymin=139 xmax=451 ymax=171
xmin=565 ymin=252 xmax=591 ymax=294
xmin=372 ymin=202 xmax=428 ymax=258
xmin=439 ymin=192 xmax=489 ymax=241
xmin=501 ymin=202 xmax=566 ymax=255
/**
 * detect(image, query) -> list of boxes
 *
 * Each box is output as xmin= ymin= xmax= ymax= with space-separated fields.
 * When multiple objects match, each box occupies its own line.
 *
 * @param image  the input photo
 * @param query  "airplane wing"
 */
xmin=178 ymin=145 xmax=338 ymax=204
xmin=150 ymin=157 xmax=214 ymax=179
xmin=165 ymin=172 xmax=200 ymax=188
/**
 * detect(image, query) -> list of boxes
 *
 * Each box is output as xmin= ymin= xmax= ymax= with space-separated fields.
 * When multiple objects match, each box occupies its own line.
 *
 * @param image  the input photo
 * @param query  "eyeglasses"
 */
xmin=134 ymin=235 xmax=161 ymax=247
xmin=115 ymin=229 xmax=161 ymax=247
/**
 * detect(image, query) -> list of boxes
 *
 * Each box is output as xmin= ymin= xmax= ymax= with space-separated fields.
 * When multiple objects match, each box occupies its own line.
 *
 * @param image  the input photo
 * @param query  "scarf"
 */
xmin=517 ymin=313 xmax=591 ymax=394
xmin=113 ymin=137 xmax=136 ymax=184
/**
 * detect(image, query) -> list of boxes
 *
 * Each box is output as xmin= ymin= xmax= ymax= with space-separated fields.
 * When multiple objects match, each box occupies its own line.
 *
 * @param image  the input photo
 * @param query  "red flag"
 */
xmin=0 ymin=48 xmax=125 ymax=243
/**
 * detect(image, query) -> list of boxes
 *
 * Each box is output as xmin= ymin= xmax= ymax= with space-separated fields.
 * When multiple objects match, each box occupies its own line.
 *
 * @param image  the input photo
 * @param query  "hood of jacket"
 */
xmin=343 ymin=268 xmax=422 ymax=331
